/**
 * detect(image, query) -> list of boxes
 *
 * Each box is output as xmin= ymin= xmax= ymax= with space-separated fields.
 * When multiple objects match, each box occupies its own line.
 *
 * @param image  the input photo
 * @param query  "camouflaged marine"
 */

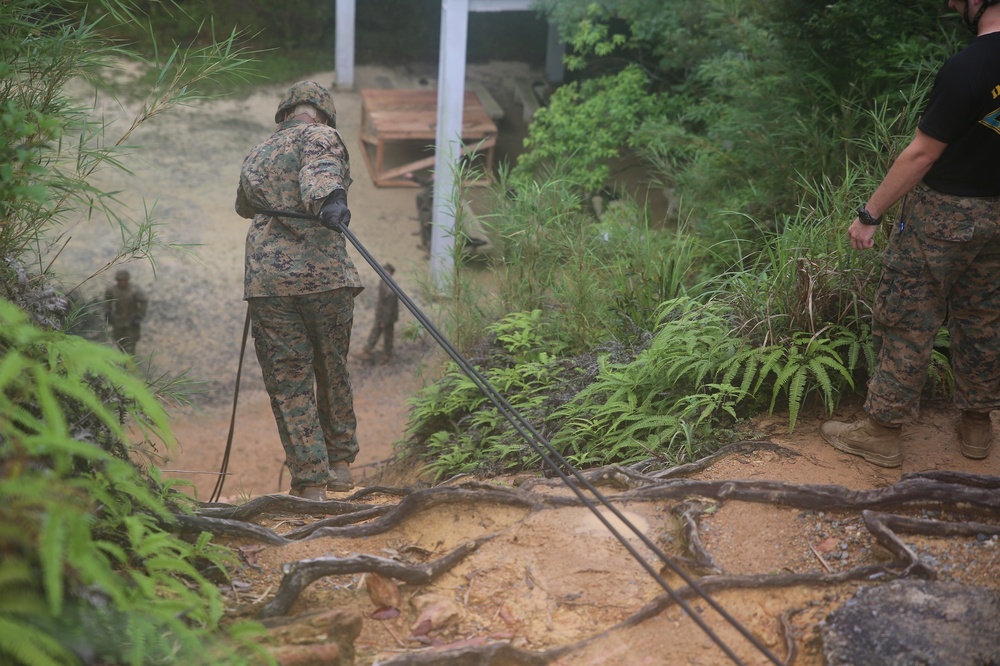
xmin=821 ymin=0 xmax=1000 ymax=467
xmin=235 ymin=81 xmax=364 ymax=500
xmin=358 ymin=263 xmax=400 ymax=364
xmin=104 ymin=269 xmax=147 ymax=355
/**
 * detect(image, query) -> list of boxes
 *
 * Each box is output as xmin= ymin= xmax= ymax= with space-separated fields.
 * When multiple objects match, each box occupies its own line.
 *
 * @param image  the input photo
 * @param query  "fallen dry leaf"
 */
xmin=371 ymin=607 xmax=401 ymax=620
xmin=814 ymin=537 xmax=840 ymax=554
xmin=366 ymin=573 xmax=401 ymax=610
xmin=238 ymin=545 xmax=266 ymax=567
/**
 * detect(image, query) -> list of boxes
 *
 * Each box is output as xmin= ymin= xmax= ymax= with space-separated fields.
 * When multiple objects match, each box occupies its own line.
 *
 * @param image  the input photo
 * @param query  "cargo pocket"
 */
xmin=876 ymin=243 xmax=925 ymax=330
xmin=336 ymin=300 xmax=354 ymax=327
xmin=911 ymin=188 xmax=976 ymax=243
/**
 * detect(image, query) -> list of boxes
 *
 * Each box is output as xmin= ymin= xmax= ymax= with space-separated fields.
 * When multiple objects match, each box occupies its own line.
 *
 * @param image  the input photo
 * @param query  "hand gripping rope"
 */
xmin=214 ymin=208 xmax=783 ymax=666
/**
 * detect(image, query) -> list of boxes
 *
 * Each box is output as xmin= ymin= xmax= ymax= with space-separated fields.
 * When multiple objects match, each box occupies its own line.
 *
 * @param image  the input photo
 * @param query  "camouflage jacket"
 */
xmin=235 ymin=120 xmax=364 ymax=298
xmin=104 ymin=284 xmax=147 ymax=329
xmin=374 ymin=280 xmax=399 ymax=325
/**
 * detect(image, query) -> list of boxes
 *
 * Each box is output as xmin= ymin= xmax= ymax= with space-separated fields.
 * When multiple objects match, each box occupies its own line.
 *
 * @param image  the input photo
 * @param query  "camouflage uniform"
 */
xmin=866 ymin=184 xmax=1000 ymax=425
xmin=104 ymin=271 xmax=147 ymax=355
xmin=363 ymin=269 xmax=400 ymax=359
xmin=235 ymin=83 xmax=364 ymax=490
xmin=821 ymin=25 xmax=1000 ymax=465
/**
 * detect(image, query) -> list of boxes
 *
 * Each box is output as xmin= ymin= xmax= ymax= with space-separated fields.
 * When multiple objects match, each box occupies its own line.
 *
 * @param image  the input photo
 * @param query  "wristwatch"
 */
xmin=857 ymin=206 xmax=882 ymax=226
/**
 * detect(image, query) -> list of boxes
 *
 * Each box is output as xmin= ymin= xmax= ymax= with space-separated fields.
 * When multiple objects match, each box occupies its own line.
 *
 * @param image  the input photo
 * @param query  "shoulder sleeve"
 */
xmin=299 ymin=125 xmax=353 ymax=210
xmin=918 ymin=57 xmax=974 ymax=144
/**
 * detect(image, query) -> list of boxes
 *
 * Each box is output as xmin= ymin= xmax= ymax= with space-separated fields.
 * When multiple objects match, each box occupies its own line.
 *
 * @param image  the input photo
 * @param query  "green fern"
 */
xmin=0 ymin=300 xmax=270 ymax=666
xmin=757 ymin=330 xmax=858 ymax=429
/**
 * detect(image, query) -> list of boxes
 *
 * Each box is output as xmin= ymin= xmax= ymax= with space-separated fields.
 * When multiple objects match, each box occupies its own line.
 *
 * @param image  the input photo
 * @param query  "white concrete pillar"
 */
xmin=430 ymin=0 xmax=470 ymax=288
xmin=335 ymin=0 xmax=356 ymax=90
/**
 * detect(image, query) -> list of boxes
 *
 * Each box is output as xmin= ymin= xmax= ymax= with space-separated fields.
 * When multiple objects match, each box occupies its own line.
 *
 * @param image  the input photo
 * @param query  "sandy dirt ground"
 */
xmin=51 ymin=65 xmax=1000 ymax=665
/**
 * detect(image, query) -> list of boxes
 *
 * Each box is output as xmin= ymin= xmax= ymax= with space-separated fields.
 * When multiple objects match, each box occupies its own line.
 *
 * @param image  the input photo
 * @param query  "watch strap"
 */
xmin=857 ymin=207 xmax=882 ymax=226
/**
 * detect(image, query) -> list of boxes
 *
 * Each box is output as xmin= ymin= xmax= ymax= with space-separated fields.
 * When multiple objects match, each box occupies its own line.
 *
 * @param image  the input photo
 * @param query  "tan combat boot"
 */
xmin=328 ymin=461 xmax=354 ymax=492
xmin=355 ymin=348 xmax=373 ymax=362
xmin=958 ymin=411 xmax=993 ymax=460
xmin=820 ymin=417 xmax=903 ymax=468
xmin=290 ymin=485 xmax=327 ymax=501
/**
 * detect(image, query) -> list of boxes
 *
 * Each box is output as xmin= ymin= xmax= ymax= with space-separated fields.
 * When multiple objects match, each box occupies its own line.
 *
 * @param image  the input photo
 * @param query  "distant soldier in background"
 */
xmin=358 ymin=263 xmax=399 ymax=364
xmin=104 ymin=269 xmax=147 ymax=355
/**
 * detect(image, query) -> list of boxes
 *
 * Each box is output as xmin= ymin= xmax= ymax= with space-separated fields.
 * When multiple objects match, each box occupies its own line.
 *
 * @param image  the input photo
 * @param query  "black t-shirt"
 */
xmin=919 ymin=32 xmax=1000 ymax=197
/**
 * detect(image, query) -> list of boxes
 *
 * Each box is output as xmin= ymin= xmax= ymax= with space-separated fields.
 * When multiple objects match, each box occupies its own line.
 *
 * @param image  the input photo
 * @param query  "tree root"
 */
xmin=196 ymin=493 xmax=382 ymax=520
xmin=370 ymin=639 xmax=566 ymax=665
xmin=172 ymin=513 xmax=292 ymax=545
xmin=166 ymin=441 xmax=999 ymax=666
xmin=256 ymin=534 xmax=498 ymax=618
xmin=178 ymin=485 xmax=546 ymax=544
xmin=676 ymin=499 xmax=722 ymax=574
xmin=619 ymin=475 xmax=1000 ymax=512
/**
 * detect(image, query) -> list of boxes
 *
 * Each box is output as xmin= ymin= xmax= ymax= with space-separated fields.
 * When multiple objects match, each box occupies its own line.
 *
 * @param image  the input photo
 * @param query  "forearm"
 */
xmin=847 ymin=130 xmax=946 ymax=251
xmin=864 ymin=129 xmax=946 ymax=218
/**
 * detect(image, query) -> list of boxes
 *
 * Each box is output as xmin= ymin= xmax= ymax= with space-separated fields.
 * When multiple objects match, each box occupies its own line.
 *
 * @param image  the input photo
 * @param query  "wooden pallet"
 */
xmin=358 ymin=89 xmax=498 ymax=187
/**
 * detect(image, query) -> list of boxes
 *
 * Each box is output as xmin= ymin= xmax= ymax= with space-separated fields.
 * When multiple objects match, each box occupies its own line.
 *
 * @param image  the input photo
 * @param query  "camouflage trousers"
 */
xmin=364 ymin=320 xmax=394 ymax=356
xmin=866 ymin=184 xmax=1000 ymax=425
xmin=111 ymin=324 xmax=140 ymax=355
xmin=250 ymin=289 xmax=359 ymax=488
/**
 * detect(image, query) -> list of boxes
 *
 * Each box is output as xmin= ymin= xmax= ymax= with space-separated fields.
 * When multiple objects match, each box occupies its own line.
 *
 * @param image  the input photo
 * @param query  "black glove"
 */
xmin=319 ymin=189 xmax=351 ymax=232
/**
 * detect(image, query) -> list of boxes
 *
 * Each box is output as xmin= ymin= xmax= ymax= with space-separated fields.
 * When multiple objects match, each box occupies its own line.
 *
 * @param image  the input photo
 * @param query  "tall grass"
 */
xmin=480 ymin=166 xmax=706 ymax=350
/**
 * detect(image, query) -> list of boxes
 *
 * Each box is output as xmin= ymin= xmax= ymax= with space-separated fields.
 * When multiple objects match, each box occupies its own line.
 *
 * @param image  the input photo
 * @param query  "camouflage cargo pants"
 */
xmin=250 ymin=289 xmax=359 ymax=488
xmin=364 ymin=320 xmax=394 ymax=356
xmin=111 ymin=324 xmax=140 ymax=355
xmin=866 ymin=184 xmax=1000 ymax=425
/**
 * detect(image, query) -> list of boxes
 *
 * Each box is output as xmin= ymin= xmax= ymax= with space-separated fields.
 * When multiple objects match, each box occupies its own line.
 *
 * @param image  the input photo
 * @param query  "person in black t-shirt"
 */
xmin=822 ymin=0 xmax=1000 ymax=466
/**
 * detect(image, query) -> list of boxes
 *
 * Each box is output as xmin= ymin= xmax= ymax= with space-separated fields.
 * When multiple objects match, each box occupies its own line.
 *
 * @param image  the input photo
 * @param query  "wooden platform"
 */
xmin=358 ymin=89 xmax=498 ymax=187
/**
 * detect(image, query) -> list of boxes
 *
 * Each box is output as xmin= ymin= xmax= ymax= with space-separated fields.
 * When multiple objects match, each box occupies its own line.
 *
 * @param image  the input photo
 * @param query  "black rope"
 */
xmin=209 ymin=305 xmax=251 ymax=503
xmin=256 ymin=208 xmax=783 ymax=666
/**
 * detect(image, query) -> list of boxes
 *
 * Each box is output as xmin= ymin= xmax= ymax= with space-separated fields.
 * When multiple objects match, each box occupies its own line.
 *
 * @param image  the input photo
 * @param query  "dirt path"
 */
xmin=54 ymin=67 xmax=1000 ymax=665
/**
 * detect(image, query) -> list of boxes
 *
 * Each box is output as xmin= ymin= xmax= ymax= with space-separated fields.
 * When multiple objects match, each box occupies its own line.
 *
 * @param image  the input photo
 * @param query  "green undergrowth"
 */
xmin=402 ymin=141 xmax=954 ymax=481
xmin=0 ymin=2 xmax=274 ymax=663
xmin=0 ymin=301 xmax=269 ymax=666
xmin=406 ymin=295 xmax=872 ymax=481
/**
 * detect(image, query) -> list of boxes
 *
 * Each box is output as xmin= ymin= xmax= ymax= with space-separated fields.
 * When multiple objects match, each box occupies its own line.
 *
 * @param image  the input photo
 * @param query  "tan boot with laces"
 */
xmin=958 ymin=411 xmax=993 ymax=459
xmin=290 ymin=485 xmax=327 ymax=501
xmin=820 ymin=417 xmax=903 ymax=468
xmin=328 ymin=461 xmax=354 ymax=492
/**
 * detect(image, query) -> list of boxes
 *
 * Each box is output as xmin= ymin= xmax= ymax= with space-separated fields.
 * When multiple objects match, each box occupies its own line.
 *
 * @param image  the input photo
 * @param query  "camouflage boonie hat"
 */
xmin=115 ymin=269 xmax=130 ymax=280
xmin=275 ymin=81 xmax=337 ymax=127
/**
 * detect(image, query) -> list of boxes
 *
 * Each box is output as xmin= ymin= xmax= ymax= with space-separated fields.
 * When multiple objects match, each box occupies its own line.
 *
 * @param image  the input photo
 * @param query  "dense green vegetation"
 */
xmin=402 ymin=0 xmax=960 ymax=479
xmin=0 ymin=0 xmax=968 ymax=660
xmin=1 ymin=1 xmax=269 ymax=663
